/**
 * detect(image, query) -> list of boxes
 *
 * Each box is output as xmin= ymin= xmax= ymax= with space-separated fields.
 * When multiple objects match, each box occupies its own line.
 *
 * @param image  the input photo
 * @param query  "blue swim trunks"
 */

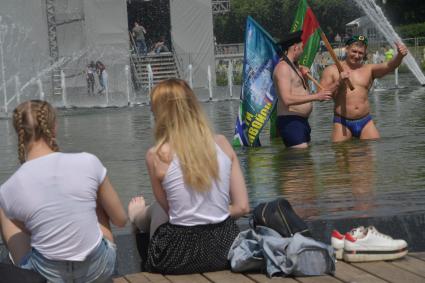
xmin=277 ymin=115 xmax=311 ymax=147
xmin=333 ymin=114 xmax=372 ymax=137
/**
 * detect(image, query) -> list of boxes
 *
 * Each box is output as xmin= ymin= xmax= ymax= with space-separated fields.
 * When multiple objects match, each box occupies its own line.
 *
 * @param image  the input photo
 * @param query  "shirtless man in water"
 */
xmin=273 ymin=30 xmax=332 ymax=148
xmin=320 ymin=35 xmax=408 ymax=142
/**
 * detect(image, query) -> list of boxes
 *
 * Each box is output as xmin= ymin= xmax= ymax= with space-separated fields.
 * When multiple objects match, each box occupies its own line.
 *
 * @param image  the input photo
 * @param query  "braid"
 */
xmin=37 ymin=101 xmax=59 ymax=152
xmin=13 ymin=108 xmax=26 ymax=164
xmin=13 ymin=100 xmax=59 ymax=164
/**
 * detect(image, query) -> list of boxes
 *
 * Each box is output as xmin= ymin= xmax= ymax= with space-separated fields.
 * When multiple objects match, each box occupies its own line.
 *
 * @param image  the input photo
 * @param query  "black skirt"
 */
xmin=145 ymin=217 xmax=239 ymax=274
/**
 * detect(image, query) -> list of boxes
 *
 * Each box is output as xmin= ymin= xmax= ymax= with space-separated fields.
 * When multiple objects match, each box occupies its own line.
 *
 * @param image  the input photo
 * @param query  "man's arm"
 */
xmin=372 ymin=42 xmax=408 ymax=79
xmin=320 ymin=65 xmax=349 ymax=96
xmin=274 ymin=63 xmax=332 ymax=106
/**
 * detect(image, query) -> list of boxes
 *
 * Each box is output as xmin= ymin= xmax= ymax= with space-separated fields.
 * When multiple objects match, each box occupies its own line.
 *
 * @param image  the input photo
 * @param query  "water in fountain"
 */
xmin=0 ymin=14 xmax=50 ymax=113
xmin=354 ymin=0 xmax=425 ymax=86
xmin=0 ymin=2 xmax=240 ymax=114
xmin=207 ymin=65 xmax=213 ymax=101
xmin=0 ymin=13 xmax=139 ymax=115
xmin=146 ymin=64 xmax=154 ymax=96
xmin=187 ymin=64 xmax=193 ymax=89
xmin=227 ymin=60 xmax=234 ymax=98
xmin=372 ymin=51 xmax=384 ymax=90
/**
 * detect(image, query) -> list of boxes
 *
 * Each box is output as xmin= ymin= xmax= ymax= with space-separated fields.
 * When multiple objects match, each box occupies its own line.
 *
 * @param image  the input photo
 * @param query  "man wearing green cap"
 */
xmin=273 ymin=31 xmax=333 ymax=148
xmin=320 ymin=35 xmax=408 ymax=142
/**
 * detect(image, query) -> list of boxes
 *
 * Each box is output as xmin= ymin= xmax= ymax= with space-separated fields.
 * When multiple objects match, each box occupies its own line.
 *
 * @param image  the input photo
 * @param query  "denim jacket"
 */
xmin=228 ymin=226 xmax=335 ymax=277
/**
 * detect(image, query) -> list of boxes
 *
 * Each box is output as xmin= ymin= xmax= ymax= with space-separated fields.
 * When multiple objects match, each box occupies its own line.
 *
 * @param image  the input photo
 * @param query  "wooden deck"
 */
xmin=113 ymin=252 xmax=425 ymax=283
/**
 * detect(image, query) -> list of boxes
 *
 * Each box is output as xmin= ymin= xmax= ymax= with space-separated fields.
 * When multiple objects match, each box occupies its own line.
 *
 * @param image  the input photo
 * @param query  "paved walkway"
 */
xmin=113 ymin=252 xmax=425 ymax=283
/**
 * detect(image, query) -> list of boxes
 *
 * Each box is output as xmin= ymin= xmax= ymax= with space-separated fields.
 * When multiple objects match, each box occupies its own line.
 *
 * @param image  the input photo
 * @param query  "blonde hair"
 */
xmin=12 ymin=100 xmax=59 ymax=164
xmin=150 ymin=79 xmax=219 ymax=192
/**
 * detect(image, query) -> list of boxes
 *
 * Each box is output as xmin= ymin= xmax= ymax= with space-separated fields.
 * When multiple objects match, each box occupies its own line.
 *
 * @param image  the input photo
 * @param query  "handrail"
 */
xmin=215 ymin=43 xmax=244 ymax=55
xmin=170 ymin=37 xmax=183 ymax=78
xmin=129 ymin=31 xmax=138 ymax=54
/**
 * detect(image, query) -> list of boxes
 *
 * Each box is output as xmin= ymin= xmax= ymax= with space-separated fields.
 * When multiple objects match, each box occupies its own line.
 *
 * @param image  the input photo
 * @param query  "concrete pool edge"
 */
xmin=1 ymin=211 xmax=424 ymax=276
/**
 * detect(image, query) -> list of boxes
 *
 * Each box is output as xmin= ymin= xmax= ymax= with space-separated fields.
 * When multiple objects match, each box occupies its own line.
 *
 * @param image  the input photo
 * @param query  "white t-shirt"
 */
xmin=0 ymin=152 xmax=106 ymax=261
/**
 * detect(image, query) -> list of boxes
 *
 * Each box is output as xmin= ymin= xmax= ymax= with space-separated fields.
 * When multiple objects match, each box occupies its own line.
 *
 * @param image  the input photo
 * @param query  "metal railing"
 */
xmin=214 ymin=37 xmax=425 ymax=66
xmin=212 ymin=37 xmax=425 ymax=87
xmin=215 ymin=43 xmax=244 ymax=55
xmin=215 ymin=37 xmax=425 ymax=56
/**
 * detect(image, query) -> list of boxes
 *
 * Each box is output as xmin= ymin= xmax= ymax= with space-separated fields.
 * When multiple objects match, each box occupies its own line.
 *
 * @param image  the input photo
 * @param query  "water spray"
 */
xmin=354 ymin=0 xmax=425 ymax=86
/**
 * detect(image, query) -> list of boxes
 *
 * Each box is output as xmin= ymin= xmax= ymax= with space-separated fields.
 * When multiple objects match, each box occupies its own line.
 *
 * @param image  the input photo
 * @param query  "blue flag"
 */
xmin=232 ymin=17 xmax=281 ymax=147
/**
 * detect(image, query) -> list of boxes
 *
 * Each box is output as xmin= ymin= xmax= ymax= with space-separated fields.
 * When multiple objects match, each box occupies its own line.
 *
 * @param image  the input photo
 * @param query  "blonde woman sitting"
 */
xmin=128 ymin=79 xmax=249 ymax=274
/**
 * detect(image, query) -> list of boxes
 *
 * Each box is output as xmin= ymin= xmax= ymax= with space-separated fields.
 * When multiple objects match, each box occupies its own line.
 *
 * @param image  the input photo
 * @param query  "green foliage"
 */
xmin=216 ymin=71 xmax=243 ymax=86
xmin=234 ymin=71 xmax=243 ymax=84
xmin=214 ymin=0 xmax=361 ymax=44
xmin=216 ymin=71 xmax=228 ymax=86
xmin=396 ymin=23 xmax=425 ymax=38
xmin=379 ymin=0 xmax=425 ymax=26
xmin=397 ymin=64 xmax=409 ymax=73
xmin=216 ymin=60 xmax=244 ymax=86
xmin=309 ymin=0 xmax=362 ymax=38
xmin=214 ymin=0 xmax=296 ymax=43
xmin=214 ymin=0 xmax=425 ymax=44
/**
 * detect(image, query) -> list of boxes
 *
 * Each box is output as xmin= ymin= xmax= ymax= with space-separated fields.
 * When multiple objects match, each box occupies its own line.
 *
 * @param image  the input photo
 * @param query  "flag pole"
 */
xmin=304 ymin=72 xmax=324 ymax=90
xmin=319 ymin=32 xmax=355 ymax=90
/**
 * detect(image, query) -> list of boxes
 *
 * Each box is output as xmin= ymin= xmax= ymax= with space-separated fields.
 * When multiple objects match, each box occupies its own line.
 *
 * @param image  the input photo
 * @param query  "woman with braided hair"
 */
xmin=0 ymin=100 xmax=127 ymax=282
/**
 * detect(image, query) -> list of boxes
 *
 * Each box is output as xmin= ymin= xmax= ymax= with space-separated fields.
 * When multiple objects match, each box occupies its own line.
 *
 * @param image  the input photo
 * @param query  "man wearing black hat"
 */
xmin=273 ymin=30 xmax=333 ymax=148
xmin=320 ymin=35 xmax=408 ymax=142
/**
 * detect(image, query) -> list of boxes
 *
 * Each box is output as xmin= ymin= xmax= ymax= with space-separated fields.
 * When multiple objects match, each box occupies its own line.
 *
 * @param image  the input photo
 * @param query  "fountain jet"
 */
xmin=354 ymin=0 xmax=425 ymax=85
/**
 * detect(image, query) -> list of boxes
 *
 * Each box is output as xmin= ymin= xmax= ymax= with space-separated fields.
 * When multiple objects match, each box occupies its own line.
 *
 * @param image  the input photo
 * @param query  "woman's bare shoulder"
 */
xmin=214 ymin=135 xmax=234 ymax=160
xmin=146 ymin=144 xmax=173 ymax=164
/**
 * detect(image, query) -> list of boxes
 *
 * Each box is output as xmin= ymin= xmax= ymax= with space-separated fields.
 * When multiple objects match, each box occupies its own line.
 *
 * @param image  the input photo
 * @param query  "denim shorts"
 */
xmin=19 ymin=238 xmax=116 ymax=283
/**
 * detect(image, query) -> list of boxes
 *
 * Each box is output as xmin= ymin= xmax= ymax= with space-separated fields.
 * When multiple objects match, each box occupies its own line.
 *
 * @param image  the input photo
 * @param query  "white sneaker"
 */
xmin=331 ymin=230 xmax=345 ymax=259
xmin=343 ymin=226 xmax=408 ymax=262
xmin=331 ymin=227 xmax=365 ymax=260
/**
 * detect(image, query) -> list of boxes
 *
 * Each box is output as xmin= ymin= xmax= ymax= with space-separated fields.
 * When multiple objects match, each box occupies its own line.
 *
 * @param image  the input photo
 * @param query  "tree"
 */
xmin=214 ymin=0 xmax=296 ymax=43
xmin=213 ymin=0 xmax=361 ymax=44
xmin=379 ymin=0 xmax=425 ymax=26
xmin=310 ymin=0 xmax=361 ymax=38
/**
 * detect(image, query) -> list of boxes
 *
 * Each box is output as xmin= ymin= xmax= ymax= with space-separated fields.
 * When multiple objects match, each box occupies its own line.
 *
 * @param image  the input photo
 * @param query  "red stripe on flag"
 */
xmin=301 ymin=8 xmax=320 ymax=45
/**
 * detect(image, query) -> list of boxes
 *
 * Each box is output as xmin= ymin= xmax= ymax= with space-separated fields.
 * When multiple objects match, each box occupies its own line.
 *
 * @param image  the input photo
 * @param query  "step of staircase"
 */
xmin=136 ymin=70 xmax=179 ymax=76
xmin=134 ymin=67 xmax=177 ymax=73
xmin=52 ymin=69 xmax=63 ymax=96
xmin=131 ymin=52 xmax=180 ymax=87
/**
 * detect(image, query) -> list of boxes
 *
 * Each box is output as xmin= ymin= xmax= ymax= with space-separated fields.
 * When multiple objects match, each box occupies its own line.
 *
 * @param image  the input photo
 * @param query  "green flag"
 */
xmin=291 ymin=0 xmax=321 ymax=68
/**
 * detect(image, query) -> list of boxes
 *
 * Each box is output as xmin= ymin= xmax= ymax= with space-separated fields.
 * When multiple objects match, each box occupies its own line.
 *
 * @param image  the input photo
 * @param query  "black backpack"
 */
xmin=251 ymin=198 xmax=311 ymax=238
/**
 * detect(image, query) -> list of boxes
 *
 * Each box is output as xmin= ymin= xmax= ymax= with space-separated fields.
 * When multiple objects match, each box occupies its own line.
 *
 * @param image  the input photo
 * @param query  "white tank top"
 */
xmin=162 ymin=144 xmax=232 ymax=226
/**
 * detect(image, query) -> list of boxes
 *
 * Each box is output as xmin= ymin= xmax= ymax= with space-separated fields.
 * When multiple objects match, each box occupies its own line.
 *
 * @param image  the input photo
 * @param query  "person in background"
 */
xmin=273 ymin=30 xmax=333 ymax=148
xmin=96 ymin=61 xmax=108 ymax=95
xmin=334 ymin=33 xmax=342 ymax=44
xmin=384 ymin=45 xmax=395 ymax=62
xmin=0 ymin=100 xmax=127 ymax=282
xmin=153 ymin=36 xmax=169 ymax=54
xmin=128 ymin=79 xmax=249 ymax=274
xmin=320 ymin=35 xmax=408 ymax=142
xmin=86 ymin=61 xmax=96 ymax=94
xmin=132 ymin=21 xmax=147 ymax=56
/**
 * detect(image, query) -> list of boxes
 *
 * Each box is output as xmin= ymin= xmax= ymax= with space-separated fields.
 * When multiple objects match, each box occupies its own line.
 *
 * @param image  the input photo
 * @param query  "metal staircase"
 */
xmin=131 ymin=52 xmax=179 ymax=87
xmin=52 ymin=69 xmax=63 ymax=96
xmin=45 ymin=0 xmax=63 ymax=96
